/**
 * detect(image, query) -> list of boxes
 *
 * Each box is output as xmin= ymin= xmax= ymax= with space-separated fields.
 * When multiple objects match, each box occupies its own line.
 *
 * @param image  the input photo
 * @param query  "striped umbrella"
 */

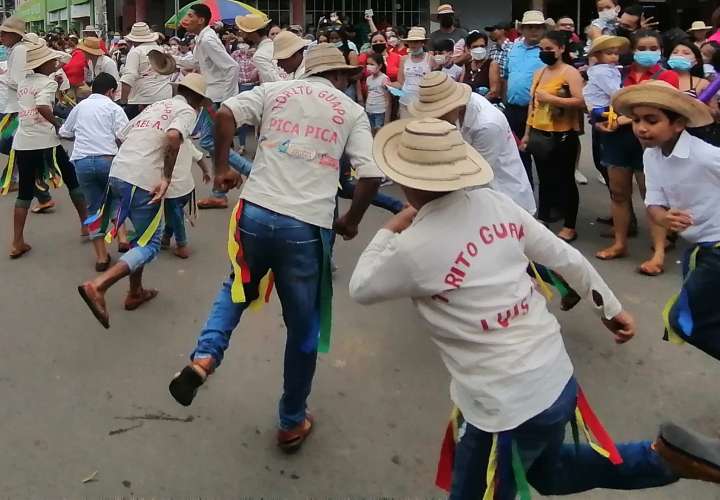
xmin=166 ymin=0 xmax=266 ymax=29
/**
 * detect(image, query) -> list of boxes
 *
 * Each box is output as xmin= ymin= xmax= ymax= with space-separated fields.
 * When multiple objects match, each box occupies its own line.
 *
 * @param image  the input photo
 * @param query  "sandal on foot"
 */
xmin=117 ymin=242 xmax=131 ymax=253
xmin=655 ymin=422 xmax=720 ymax=483
xmin=637 ymin=262 xmax=664 ymax=277
xmin=31 ymin=201 xmax=56 ymax=214
xmin=9 ymin=243 xmax=32 ymax=259
xmin=558 ymin=232 xmax=578 ymax=244
xmin=77 ymin=282 xmax=110 ymax=329
xmin=277 ymin=414 xmax=314 ymax=453
xmin=124 ymin=288 xmax=159 ymax=311
xmin=596 ymin=248 xmax=628 ymax=261
xmin=95 ymin=257 xmax=112 ymax=272
xmin=169 ymin=364 xmax=208 ymax=407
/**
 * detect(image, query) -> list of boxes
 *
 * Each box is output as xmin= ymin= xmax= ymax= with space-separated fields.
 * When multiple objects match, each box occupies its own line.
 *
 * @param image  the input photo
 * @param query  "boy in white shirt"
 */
xmin=349 ymin=117 xmax=720 ymax=497
xmin=9 ymin=39 xmax=88 ymax=259
xmin=614 ymin=81 xmax=720 ymax=360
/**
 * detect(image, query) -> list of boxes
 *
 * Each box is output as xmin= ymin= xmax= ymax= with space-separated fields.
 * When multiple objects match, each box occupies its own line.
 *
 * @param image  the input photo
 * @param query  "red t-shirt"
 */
xmin=623 ymin=64 xmax=680 ymax=88
xmin=358 ymin=50 xmax=401 ymax=81
xmin=388 ymin=46 xmax=408 ymax=57
xmin=63 ymin=49 xmax=87 ymax=87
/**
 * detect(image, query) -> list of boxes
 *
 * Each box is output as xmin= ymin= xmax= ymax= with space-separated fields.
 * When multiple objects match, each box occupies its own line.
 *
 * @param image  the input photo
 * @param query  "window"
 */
xmin=305 ymin=0 xmax=428 ymax=33
xmin=247 ymin=0 xmax=291 ymax=27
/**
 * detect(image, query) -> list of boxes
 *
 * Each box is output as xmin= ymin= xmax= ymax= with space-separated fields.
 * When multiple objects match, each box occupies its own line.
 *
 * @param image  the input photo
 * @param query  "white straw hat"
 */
xmin=77 ymin=36 xmax=104 ymax=56
xmin=436 ymin=4 xmax=455 ymax=15
xmin=273 ymin=30 xmax=309 ymax=60
xmin=172 ymin=72 xmax=209 ymax=99
xmin=0 ymin=15 xmax=25 ymax=36
xmin=235 ymin=13 xmax=271 ymax=33
xmin=408 ymin=71 xmax=471 ymax=118
xmin=612 ymin=80 xmax=714 ymax=128
xmin=126 ymin=22 xmax=159 ymax=43
xmin=403 ymin=26 xmax=427 ymax=42
xmin=25 ymin=39 xmax=62 ymax=71
xmin=688 ymin=21 xmax=712 ymax=32
xmin=147 ymin=49 xmax=177 ymax=75
xmin=302 ymin=43 xmax=361 ymax=77
xmin=520 ymin=10 xmax=546 ymax=25
xmin=373 ymin=118 xmax=493 ymax=192
xmin=588 ymin=35 xmax=630 ymax=55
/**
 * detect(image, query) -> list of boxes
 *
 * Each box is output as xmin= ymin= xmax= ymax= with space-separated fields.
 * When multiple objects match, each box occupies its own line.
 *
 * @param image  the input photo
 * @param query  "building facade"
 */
xmin=14 ymin=0 xmax=105 ymax=32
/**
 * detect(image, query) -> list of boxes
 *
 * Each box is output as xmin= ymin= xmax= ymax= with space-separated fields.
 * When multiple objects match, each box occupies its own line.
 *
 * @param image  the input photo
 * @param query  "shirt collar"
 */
xmin=666 ymin=130 xmax=691 ymax=159
xmin=87 ymin=93 xmax=111 ymax=102
xmin=199 ymin=26 xmax=214 ymax=38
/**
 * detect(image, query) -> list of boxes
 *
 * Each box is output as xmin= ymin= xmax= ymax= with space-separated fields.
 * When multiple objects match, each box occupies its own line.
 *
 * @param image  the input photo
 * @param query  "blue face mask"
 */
xmin=667 ymin=56 xmax=694 ymax=72
xmin=633 ymin=50 xmax=661 ymax=67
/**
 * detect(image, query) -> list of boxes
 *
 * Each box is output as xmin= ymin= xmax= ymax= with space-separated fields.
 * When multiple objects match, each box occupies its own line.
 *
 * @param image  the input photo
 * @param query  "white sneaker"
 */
xmin=597 ymin=173 xmax=607 ymax=185
xmin=575 ymin=170 xmax=588 ymax=185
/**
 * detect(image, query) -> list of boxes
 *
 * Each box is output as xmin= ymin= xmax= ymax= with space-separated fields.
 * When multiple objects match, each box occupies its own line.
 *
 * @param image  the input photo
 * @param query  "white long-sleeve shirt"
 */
xmin=193 ymin=26 xmax=239 ymax=102
xmin=253 ymin=38 xmax=281 ymax=84
xmin=120 ymin=42 xmax=172 ymax=105
xmin=0 ymin=43 xmax=27 ymax=113
xmin=350 ymin=188 xmax=622 ymax=432
xmin=59 ymin=93 xmax=128 ymax=161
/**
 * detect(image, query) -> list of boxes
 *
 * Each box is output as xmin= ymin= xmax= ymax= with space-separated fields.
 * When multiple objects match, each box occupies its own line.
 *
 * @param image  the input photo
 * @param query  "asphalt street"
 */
xmin=1 ymin=136 xmax=720 ymax=498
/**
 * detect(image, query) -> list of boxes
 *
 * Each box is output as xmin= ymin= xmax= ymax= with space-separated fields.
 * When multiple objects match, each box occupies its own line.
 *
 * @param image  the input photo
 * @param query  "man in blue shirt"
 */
xmin=502 ymin=10 xmax=546 ymax=184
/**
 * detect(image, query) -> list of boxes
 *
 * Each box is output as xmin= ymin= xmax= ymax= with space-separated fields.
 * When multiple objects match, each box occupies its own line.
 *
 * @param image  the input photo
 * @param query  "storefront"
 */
xmin=15 ymin=0 xmax=46 ymax=31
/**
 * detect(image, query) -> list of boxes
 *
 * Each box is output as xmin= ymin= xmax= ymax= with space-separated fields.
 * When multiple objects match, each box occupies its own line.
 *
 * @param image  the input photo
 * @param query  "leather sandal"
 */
xmin=77 ymin=282 xmax=110 ymax=329
xmin=277 ymin=414 xmax=314 ymax=453
xmin=655 ymin=422 xmax=720 ymax=483
xmin=169 ymin=361 xmax=211 ymax=407
xmin=124 ymin=288 xmax=159 ymax=311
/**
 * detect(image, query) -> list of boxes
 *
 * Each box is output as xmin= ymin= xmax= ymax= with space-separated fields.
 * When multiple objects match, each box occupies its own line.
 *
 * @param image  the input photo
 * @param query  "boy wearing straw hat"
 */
xmin=613 ymin=81 xmax=720 ymax=360
xmin=9 ymin=39 xmax=88 ymax=259
xmin=77 ymin=73 xmax=210 ymax=328
xmin=168 ymin=43 xmax=383 ymax=453
xmin=120 ymin=22 xmax=172 ymax=120
xmin=349 ymin=117 xmax=720 ymax=498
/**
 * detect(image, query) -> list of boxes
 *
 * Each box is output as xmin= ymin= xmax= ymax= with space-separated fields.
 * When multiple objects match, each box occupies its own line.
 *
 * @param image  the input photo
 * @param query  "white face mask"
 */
xmin=433 ymin=54 xmax=447 ymax=65
xmin=333 ymin=41 xmax=343 ymax=48
xmin=411 ymin=46 xmax=424 ymax=56
xmin=388 ymin=37 xmax=398 ymax=47
xmin=598 ymin=8 xmax=618 ymax=22
xmin=470 ymin=47 xmax=487 ymax=60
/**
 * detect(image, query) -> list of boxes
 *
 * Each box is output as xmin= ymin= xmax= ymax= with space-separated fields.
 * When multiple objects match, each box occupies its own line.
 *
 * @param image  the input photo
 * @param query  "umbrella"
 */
xmin=165 ymin=0 xmax=266 ymax=29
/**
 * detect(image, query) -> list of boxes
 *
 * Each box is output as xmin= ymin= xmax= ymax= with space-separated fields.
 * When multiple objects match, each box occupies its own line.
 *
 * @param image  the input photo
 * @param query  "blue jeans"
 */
xmin=163 ymin=193 xmax=191 ymax=246
xmin=109 ymin=177 xmax=163 ymax=272
xmin=192 ymin=202 xmax=323 ymax=429
xmin=74 ymin=155 xmax=113 ymax=240
xmin=367 ymin=112 xmax=385 ymax=130
xmin=450 ymin=377 xmax=678 ymax=499
xmin=195 ymin=105 xmax=254 ymax=200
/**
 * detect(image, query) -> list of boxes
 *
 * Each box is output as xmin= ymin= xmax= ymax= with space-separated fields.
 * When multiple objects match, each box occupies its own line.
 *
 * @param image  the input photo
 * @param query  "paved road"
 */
xmin=1 ymin=138 xmax=719 ymax=498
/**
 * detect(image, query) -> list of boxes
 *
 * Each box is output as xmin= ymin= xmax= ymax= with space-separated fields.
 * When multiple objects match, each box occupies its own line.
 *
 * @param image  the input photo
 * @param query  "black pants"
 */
xmin=591 ymin=126 xmax=609 ymax=186
xmin=15 ymin=145 xmax=80 ymax=207
xmin=124 ymin=104 xmax=141 ymax=120
xmin=504 ymin=103 xmax=533 ymax=187
xmin=533 ymin=130 xmax=580 ymax=229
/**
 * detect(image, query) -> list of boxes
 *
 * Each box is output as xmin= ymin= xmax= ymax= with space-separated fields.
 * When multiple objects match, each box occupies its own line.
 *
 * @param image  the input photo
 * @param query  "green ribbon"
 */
xmin=318 ymin=229 xmax=334 ymax=353
xmin=511 ymin=440 xmax=532 ymax=500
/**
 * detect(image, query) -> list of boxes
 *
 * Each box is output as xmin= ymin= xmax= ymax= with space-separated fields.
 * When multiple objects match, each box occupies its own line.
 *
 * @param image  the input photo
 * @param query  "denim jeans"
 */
xmin=192 ymin=202 xmax=323 ymax=430
xmin=338 ymin=155 xmax=403 ymax=214
xmin=236 ymin=83 xmax=256 ymax=146
xmin=109 ymin=177 xmax=163 ymax=272
xmin=163 ymin=193 xmax=191 ymax=246
xmin=74 ymin=155 xmax=113 ymax=240
xmin=450 ymin=377 xmax=678 ymax=500
xmin=195 ymin=104 xmax=254 ymax=200
xmin=366 ymin=112 xmax=385 ymax=130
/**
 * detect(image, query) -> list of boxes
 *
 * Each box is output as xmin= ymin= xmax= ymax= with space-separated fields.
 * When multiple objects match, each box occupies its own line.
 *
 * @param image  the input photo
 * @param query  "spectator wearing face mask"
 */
xmin=392 ymin=27 xmax=432 ymax=118
xmin=358 ymin=32 xmax=401 ymax=81
xmin=430 ymin=4 xmax=467 ymax=46
xmin=588 ymin=0 xmax=621 ymax=41
xmin=460 ymin=31 xmax=501 ymax=101
xmin=431 ymin=38 xmax=463 ymax=82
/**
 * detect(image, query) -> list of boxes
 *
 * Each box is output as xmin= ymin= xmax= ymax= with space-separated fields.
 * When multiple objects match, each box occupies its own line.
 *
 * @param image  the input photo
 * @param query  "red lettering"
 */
xmin=450 ymin=266 xmax=466 ymax=278
xmin=521 ymin=298 xmax=529 ymax=314
xmin=480 ymin=319 xmax=490 ymax=332
xmin=444 ymin=273 xmax=463 ymax=289
xmin=518 ymin=224 xmax=525 ymax=240
xmin=509 ymin=223 xmax=518 ymax=240
xmin=479 ymin=226 xmax=493 ymax=245
xmin=497 ymin=310 xmax=511 ymax=328
xmin=454 ymin=252 xmax=470 ymax=268
xmin=493 ymin=223 xmax=508 ymax=239
xmin=466 ymin=242 xmax=478 ymax=257
xmin=432 ymin=294 xmax=449 ymax=303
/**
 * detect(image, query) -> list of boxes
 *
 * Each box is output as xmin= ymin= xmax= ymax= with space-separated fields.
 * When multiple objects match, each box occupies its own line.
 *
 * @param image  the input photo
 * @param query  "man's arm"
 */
xmin=253 ymin=45 xmax=281 ymax=83
xmin=205 ymin=34 xmax=239 ymax=73
xmin=149 ymin=129 xmax=183 ymax=204
xmin=119 ymin=49 xmax=139 ymax=103
xmin=58 ymin=104 xmax=79 ymax=138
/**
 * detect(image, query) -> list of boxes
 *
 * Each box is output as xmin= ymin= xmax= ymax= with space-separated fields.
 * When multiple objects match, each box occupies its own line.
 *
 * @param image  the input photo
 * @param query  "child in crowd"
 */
xmin=588 ymin=0 xmax=621 ymax=40
xmin=432 ymin=38 xmax=463 ymax=82
xmin=583 ymin=35 xmax=628 ymax=122
xmin=349 ymin=117 xmax=720 ymax=498
xmin=614 ymin=81 xmax=720 ymax=359
xmin=364 ymin=53 xmax=391 ymax=135
xmin=394 ymin=27 xmax=431 ymax=118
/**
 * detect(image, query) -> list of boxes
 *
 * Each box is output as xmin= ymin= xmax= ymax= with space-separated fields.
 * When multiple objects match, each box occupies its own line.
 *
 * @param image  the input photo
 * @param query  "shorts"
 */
xmin=598 ymin=124 xmax=644 ymax=171
xmin=367 ymin=112 xmax=385 ymax=129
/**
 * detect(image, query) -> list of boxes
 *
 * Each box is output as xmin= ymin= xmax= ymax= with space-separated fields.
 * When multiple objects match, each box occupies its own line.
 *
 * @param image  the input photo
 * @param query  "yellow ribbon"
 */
xmin=0 ymin=149 xmax=15 ymax=195
xmin=482 ymin=434 xmax=499 ymax=500
xmin=227 ymin=201 xmax=246 ymax=303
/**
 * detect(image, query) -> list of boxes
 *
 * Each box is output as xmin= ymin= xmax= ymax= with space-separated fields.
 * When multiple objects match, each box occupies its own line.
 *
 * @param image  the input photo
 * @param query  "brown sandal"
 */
xmin=9 ymin=243 xmax=32 ymax=259
xmin=77 ymin=282 xmax=110 ymax=329
xmin=124 ymin=288 xmax=159 ymax=311
xmin=277 ymin=414 xmax=314 ymax=453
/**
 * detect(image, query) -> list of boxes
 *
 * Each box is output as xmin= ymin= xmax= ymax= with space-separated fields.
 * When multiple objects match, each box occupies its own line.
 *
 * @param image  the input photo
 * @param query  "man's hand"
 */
xmin=333 ymin=213 xmax=359 ymax=241
xmin=149 ymin=178 xmax=170 ymax=204
xmin=202 ymin=171 xmax=212 ymax=184
xmin=601 ymin=310 xmax=636 ymax=344
xmin=640 ymin=13 xmax=659 ymax=29
xmin=213 ymin=169 xmax=242 ymax=192
xmin=383 ymin=206 xmax=417 ymax=233
xmin=594 ymin=121 xmax=617 ymax=133
xmin=662 ymin=208 xmax=693 ymax=233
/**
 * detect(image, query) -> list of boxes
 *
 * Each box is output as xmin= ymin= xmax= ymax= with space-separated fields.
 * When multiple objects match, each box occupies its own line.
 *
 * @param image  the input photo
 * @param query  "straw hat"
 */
xmin=588 ymin=35 xmax=629 ymax=55
xmin=302 ymin=43 xmax=361 ymax=77
xmin=77 ymin=36 xmax=104 ymax=56
xmin=688 ymin=21 xmax=712 ymax=32
xmin=408 ymin=71 xmax=471 ymax=118
xmin=235 ymin=13 xmax=271 ymax=33
xmin=520 ymin=10 xmax=546 ymax=25
xmin=273 ymin=30 xmax=309 ymax=60
xmin=125 ymin=22 xmax=158 ymax=43
xmin=374 ymin=118 xmax=493 ymax=192
xmin=172 ymin=72 xmax=209 ymax=99
xmin=0 ymin=15 xmax=25 ymax=37
xmin=147 ymin=49 xmax=177 ymax=75
xmin=612 ymin=81 xmax=714 ymax=128
xmin=403 ymin=26 xmax=427 ymax=42
xmin=25 ymin=39 xmax=62 ymax=71
xmin=436 ymin=4 xmax=455 ymax=15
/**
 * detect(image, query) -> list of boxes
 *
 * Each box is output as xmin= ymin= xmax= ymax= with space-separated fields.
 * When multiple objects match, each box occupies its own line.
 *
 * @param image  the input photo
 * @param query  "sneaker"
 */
xmin=197 ymin=197 xmax=228 ymax=209
xmin=169 ymin=359 xmax=213 ymax=407
xmin=575 ymin=170 xmax=588 ymax=185
xmin=277 ymin=414 xmax=314 ymax=453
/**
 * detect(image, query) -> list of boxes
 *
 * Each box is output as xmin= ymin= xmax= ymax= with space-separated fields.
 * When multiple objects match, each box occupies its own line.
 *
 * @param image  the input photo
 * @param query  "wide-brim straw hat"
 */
xmin=373 ymin=118 xmax=493 ymax=192
xmin=126 ymin=22 xmax=159 ymax=43
xmin=612 ymin=80 xmax=714 ymax=128
xmin=688 ymin=21 xmax=712 ymax=32
xmin=403 ymin=26 xmax=427 ymax=42
xmin=302 ymin=43 xmax=362 ymax=78
xmin=520 ymin=10 xmax=546 ymax=25
xmin=172 ymin=72 xmax=209 ymax=99
xmin=147 ymin=49 xmax=177 ymax=75
xmin=408 ymin=71 xmax=471 ymax=118
xmin=436 ymin=4 xmax=455 ymax=15
xmin=25 ymin=39 xmax=62 ymax=71
xmin=273 ymin=30 xmax=309 ymax=60
xmin=588 ymin=35 xmax=630 ymax=55
xmin=77 ymin=36 xmax=104 ymax=56
xmin=0 ymin=15 xmax=25 ymax=36
xmin=235 ymin=13 xmax=271 ymax=33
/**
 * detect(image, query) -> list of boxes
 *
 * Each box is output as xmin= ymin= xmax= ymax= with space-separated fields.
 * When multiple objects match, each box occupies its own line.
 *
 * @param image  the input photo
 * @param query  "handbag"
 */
xmin=526 ymin=128 xmax=555 ymax=157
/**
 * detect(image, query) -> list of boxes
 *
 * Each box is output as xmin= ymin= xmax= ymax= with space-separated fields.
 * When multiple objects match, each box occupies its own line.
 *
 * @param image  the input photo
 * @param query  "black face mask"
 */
xmin=440 ymin=15 xmax=454 ymax=28
xmin=539 ymin=51 xmax=558 ymax=65
xmin=372 ymin=43 xmax=386 ymax=54
xmin=615 ymin=27 xmax=633 ymax=40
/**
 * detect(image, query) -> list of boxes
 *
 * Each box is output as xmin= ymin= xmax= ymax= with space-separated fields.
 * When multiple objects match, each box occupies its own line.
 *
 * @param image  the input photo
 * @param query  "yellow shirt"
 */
xmin=528 ymin=69 xmax=579 ymax=133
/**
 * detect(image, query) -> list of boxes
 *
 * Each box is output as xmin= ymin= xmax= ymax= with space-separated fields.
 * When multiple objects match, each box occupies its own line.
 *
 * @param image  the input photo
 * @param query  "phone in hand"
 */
xmin=365 ymin=9 xmax=374 ymax=18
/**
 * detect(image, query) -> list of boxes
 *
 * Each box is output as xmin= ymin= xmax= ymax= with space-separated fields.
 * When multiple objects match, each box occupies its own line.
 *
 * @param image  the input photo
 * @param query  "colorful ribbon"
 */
xmin=662 ymin=245 xmax=703 ymax=345
xmin=529 ymin=262 xmax=554 ymax=302
xmin=575 ymin=387 xmax=623 ymax=465
xmin=0 ymin=149 xmax=15 ymax=195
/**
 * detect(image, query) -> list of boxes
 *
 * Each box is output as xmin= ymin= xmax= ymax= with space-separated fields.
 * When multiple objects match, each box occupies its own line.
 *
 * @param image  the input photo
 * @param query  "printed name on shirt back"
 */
xmin=480 ymin=288 xmax=532 ymax=332
xmin=269 ymin=118 xmax=339 ymax=144
xmin=270 ymin=83 xmax=347 ymax=125
xmin=131 ymin=101 xmax=174 ymax=131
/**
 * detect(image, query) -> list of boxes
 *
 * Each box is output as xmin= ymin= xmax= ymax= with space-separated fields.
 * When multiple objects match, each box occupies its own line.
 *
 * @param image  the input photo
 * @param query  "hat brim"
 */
xmin=148 ymin=50 xmax=177 ymax=75
xmin=408 ymin=82 xmax=471 ymax=119
xmin=303 ymin=63 xmax=362 ymax=78
xmin=1 ymin=27 xmax=24 ymax=36
xmin=26 ymin=53 xmax=61 ymax=71
xmin=688 ymin=26 xmax=711 ymax=32
xmin=171 ymin=81 xmax=210 ymax=100
xmin=125 ymin=33 xmax=159 ymax=43
xmin=78 ymin=45 xmax=104 ymax=56
xmin=274 ymin=39 xmax=310 ymax=60
xmin=402 ymin=36 xmax=428 ymax=42
xmin=613 ymin=85 xmax=714 ymax=128
xmin=589 ymin=37 xmax=630 ymax=54
xmin=235 ymin=16 xmax=272 ymax=33
xmin=520 ymin=21 xmax=546 ymax=25
xmin=372 ymin=119 xmax=494 ymax=192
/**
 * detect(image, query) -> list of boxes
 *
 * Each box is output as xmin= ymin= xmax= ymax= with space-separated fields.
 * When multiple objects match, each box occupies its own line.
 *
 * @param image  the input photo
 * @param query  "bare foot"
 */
xmin=638 ymin=259 xmax=664 ymax=276
xmin=173 ymin=246 xmax=190 ymax=259
xmin=596 ymin=245 xmax=628 ymax=261
xmin=9 ymin=242 xmax=32 ymax=259
xmin=31 ymin=200 xmax=55 ymax=214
